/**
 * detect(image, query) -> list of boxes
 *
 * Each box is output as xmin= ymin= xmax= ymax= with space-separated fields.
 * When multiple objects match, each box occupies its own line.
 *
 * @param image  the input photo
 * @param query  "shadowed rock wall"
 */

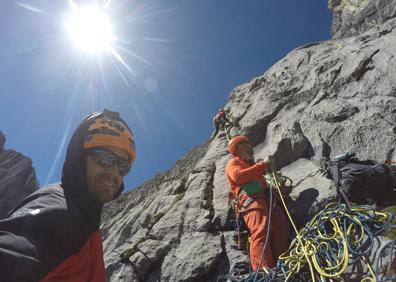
xmin=0 ymin=130 xmax=38 ymax=219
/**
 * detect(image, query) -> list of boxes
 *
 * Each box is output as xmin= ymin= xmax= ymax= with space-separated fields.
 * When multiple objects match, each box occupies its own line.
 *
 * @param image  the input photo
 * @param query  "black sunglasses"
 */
xmin=88 ymin=148 xmax=131 ymax=176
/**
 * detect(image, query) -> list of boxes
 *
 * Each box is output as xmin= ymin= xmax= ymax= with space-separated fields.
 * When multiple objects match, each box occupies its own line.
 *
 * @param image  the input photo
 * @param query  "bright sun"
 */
xmin=67 ymin=6 xmax=115 ymax=53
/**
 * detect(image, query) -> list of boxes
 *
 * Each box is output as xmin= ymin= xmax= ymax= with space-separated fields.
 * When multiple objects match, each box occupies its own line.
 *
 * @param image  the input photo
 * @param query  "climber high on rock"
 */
xmin=225 ymin=135 xmax=289 ymax=272
xmin=211 ymin=108 xmax=231 ymax=140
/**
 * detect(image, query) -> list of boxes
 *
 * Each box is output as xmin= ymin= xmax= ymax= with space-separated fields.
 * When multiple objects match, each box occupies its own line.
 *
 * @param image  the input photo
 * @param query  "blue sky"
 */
xmin=0 ymin=0 xmax=332 ymax=191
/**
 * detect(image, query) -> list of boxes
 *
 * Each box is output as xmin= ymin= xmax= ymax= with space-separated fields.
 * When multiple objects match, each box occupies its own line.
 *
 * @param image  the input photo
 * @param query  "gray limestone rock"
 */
xmin=279 ymin=158 xmax=336 ymax=228
xmin=160 ymin=233 xmax=223 ymax=282
xmin=329 ymin=0 xmax=396 ymax=39
xmin=0 ymin=131 xmax=5 ymax=153
xmin=102 ymin=0 xmax=396 ymax=280
xmin=0 ymin=141 xmax=38 ymax=219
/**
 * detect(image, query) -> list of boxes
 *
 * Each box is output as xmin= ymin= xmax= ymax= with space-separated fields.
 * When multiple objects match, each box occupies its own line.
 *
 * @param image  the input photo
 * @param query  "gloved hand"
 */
xmin=256 ymin=156 xmax=273 ymax=173
xmin=257 ymin=155 xmax=273 ymax=167
xmin=254 ymin=160 xmax=266 ymax=174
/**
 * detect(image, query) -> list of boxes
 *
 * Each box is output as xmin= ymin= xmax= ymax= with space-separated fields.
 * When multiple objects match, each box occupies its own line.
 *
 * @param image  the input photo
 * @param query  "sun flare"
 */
xmin=63 ymin=0 xmax=170 ymax=87
xmin=66 ymin=6 xmax=115 ymax=53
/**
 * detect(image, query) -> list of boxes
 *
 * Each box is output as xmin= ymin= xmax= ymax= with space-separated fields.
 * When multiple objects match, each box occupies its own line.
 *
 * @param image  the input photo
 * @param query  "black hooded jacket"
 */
xmin=0 ymin=112 xmax=126 ymax=282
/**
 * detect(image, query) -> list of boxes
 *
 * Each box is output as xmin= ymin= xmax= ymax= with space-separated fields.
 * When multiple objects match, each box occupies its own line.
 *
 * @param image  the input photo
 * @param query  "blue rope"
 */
xmin=253 ymin=174 xmax=273 ymax=282
xmin=221 ymin=202 xmax=396 ymax=281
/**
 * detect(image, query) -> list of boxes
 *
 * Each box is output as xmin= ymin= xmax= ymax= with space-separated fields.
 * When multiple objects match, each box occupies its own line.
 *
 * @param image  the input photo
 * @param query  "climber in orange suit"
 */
xmin=226 ymin=135 xmax=289 ymax=271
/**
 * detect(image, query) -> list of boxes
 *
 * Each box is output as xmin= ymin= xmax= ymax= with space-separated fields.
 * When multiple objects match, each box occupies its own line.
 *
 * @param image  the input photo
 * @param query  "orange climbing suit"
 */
xmin=226 ymin=157 xmax=289 ymax=271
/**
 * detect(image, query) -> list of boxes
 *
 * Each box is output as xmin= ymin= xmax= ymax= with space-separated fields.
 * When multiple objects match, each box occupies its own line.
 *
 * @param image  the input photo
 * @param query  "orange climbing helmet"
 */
xmin=227 ymin=135 xmax=249 ymax=156
xmin=83 ymin=109 xmax=136 ymax=164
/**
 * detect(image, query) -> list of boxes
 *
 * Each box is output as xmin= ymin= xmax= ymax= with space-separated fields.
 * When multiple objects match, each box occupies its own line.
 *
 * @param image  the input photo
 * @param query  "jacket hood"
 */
xmin=61 ymin=111 xmax=127 ymax=227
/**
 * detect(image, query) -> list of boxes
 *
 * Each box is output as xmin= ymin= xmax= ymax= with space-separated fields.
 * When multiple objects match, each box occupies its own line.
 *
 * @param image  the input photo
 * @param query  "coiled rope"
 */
xmin=220 ymin=172 xmax=396 ymax=282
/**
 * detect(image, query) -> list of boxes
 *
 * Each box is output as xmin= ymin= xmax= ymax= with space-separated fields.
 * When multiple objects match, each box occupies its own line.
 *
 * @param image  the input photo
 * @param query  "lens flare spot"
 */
xmin=144 ymin=78 xmax=157 ymax=92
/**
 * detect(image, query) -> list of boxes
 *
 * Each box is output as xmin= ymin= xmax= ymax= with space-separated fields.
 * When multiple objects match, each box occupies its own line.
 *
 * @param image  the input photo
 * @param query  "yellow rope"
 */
xmin=270 ymin=172 xmax=386 ymax=281
xmin=272 ymin=171 xmax=316 ymax=282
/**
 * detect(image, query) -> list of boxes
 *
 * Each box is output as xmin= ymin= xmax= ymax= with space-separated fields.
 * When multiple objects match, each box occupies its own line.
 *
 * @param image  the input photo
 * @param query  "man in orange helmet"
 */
xmin=0 ymin=109 xmax=135 ymax=282
xmin=226 ymin=135 xmax=289 ymax=271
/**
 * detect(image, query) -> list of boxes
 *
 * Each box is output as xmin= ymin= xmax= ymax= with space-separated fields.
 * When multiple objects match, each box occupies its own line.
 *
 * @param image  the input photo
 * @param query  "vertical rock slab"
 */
xmin=0 ymin=130 xmax=38 ymax=219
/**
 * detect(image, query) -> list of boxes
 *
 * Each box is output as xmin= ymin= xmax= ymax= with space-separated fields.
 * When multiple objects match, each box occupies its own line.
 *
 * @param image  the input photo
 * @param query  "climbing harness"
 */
xmin=229 ymin=190 xmax=250 ymax=252
xmin=230 ymin=191 xmax=258 ymax=252
xmin=233 ymin=212 xmax=250 ymax=251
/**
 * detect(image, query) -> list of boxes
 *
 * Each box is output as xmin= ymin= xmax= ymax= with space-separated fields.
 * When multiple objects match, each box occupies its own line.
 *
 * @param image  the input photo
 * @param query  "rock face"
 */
xmin=0 ymin=130 xmax=38 ymax=219
xmin=0 ymin=131 xmax=5 ymax=153
xmin=102 ymin=1 xmax=396 ymax=281
xmin=329 ymin=0 xmax=396 ymax=38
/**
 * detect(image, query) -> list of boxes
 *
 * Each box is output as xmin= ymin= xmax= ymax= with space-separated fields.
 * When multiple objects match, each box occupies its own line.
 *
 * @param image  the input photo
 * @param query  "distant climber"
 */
xmin=226 ymin=135 xmax=289 ymax=272
xmin=211 ymin=108 xmax=231 ymax=139
xmin=0 ymin=109 xmax=136 ymax=282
